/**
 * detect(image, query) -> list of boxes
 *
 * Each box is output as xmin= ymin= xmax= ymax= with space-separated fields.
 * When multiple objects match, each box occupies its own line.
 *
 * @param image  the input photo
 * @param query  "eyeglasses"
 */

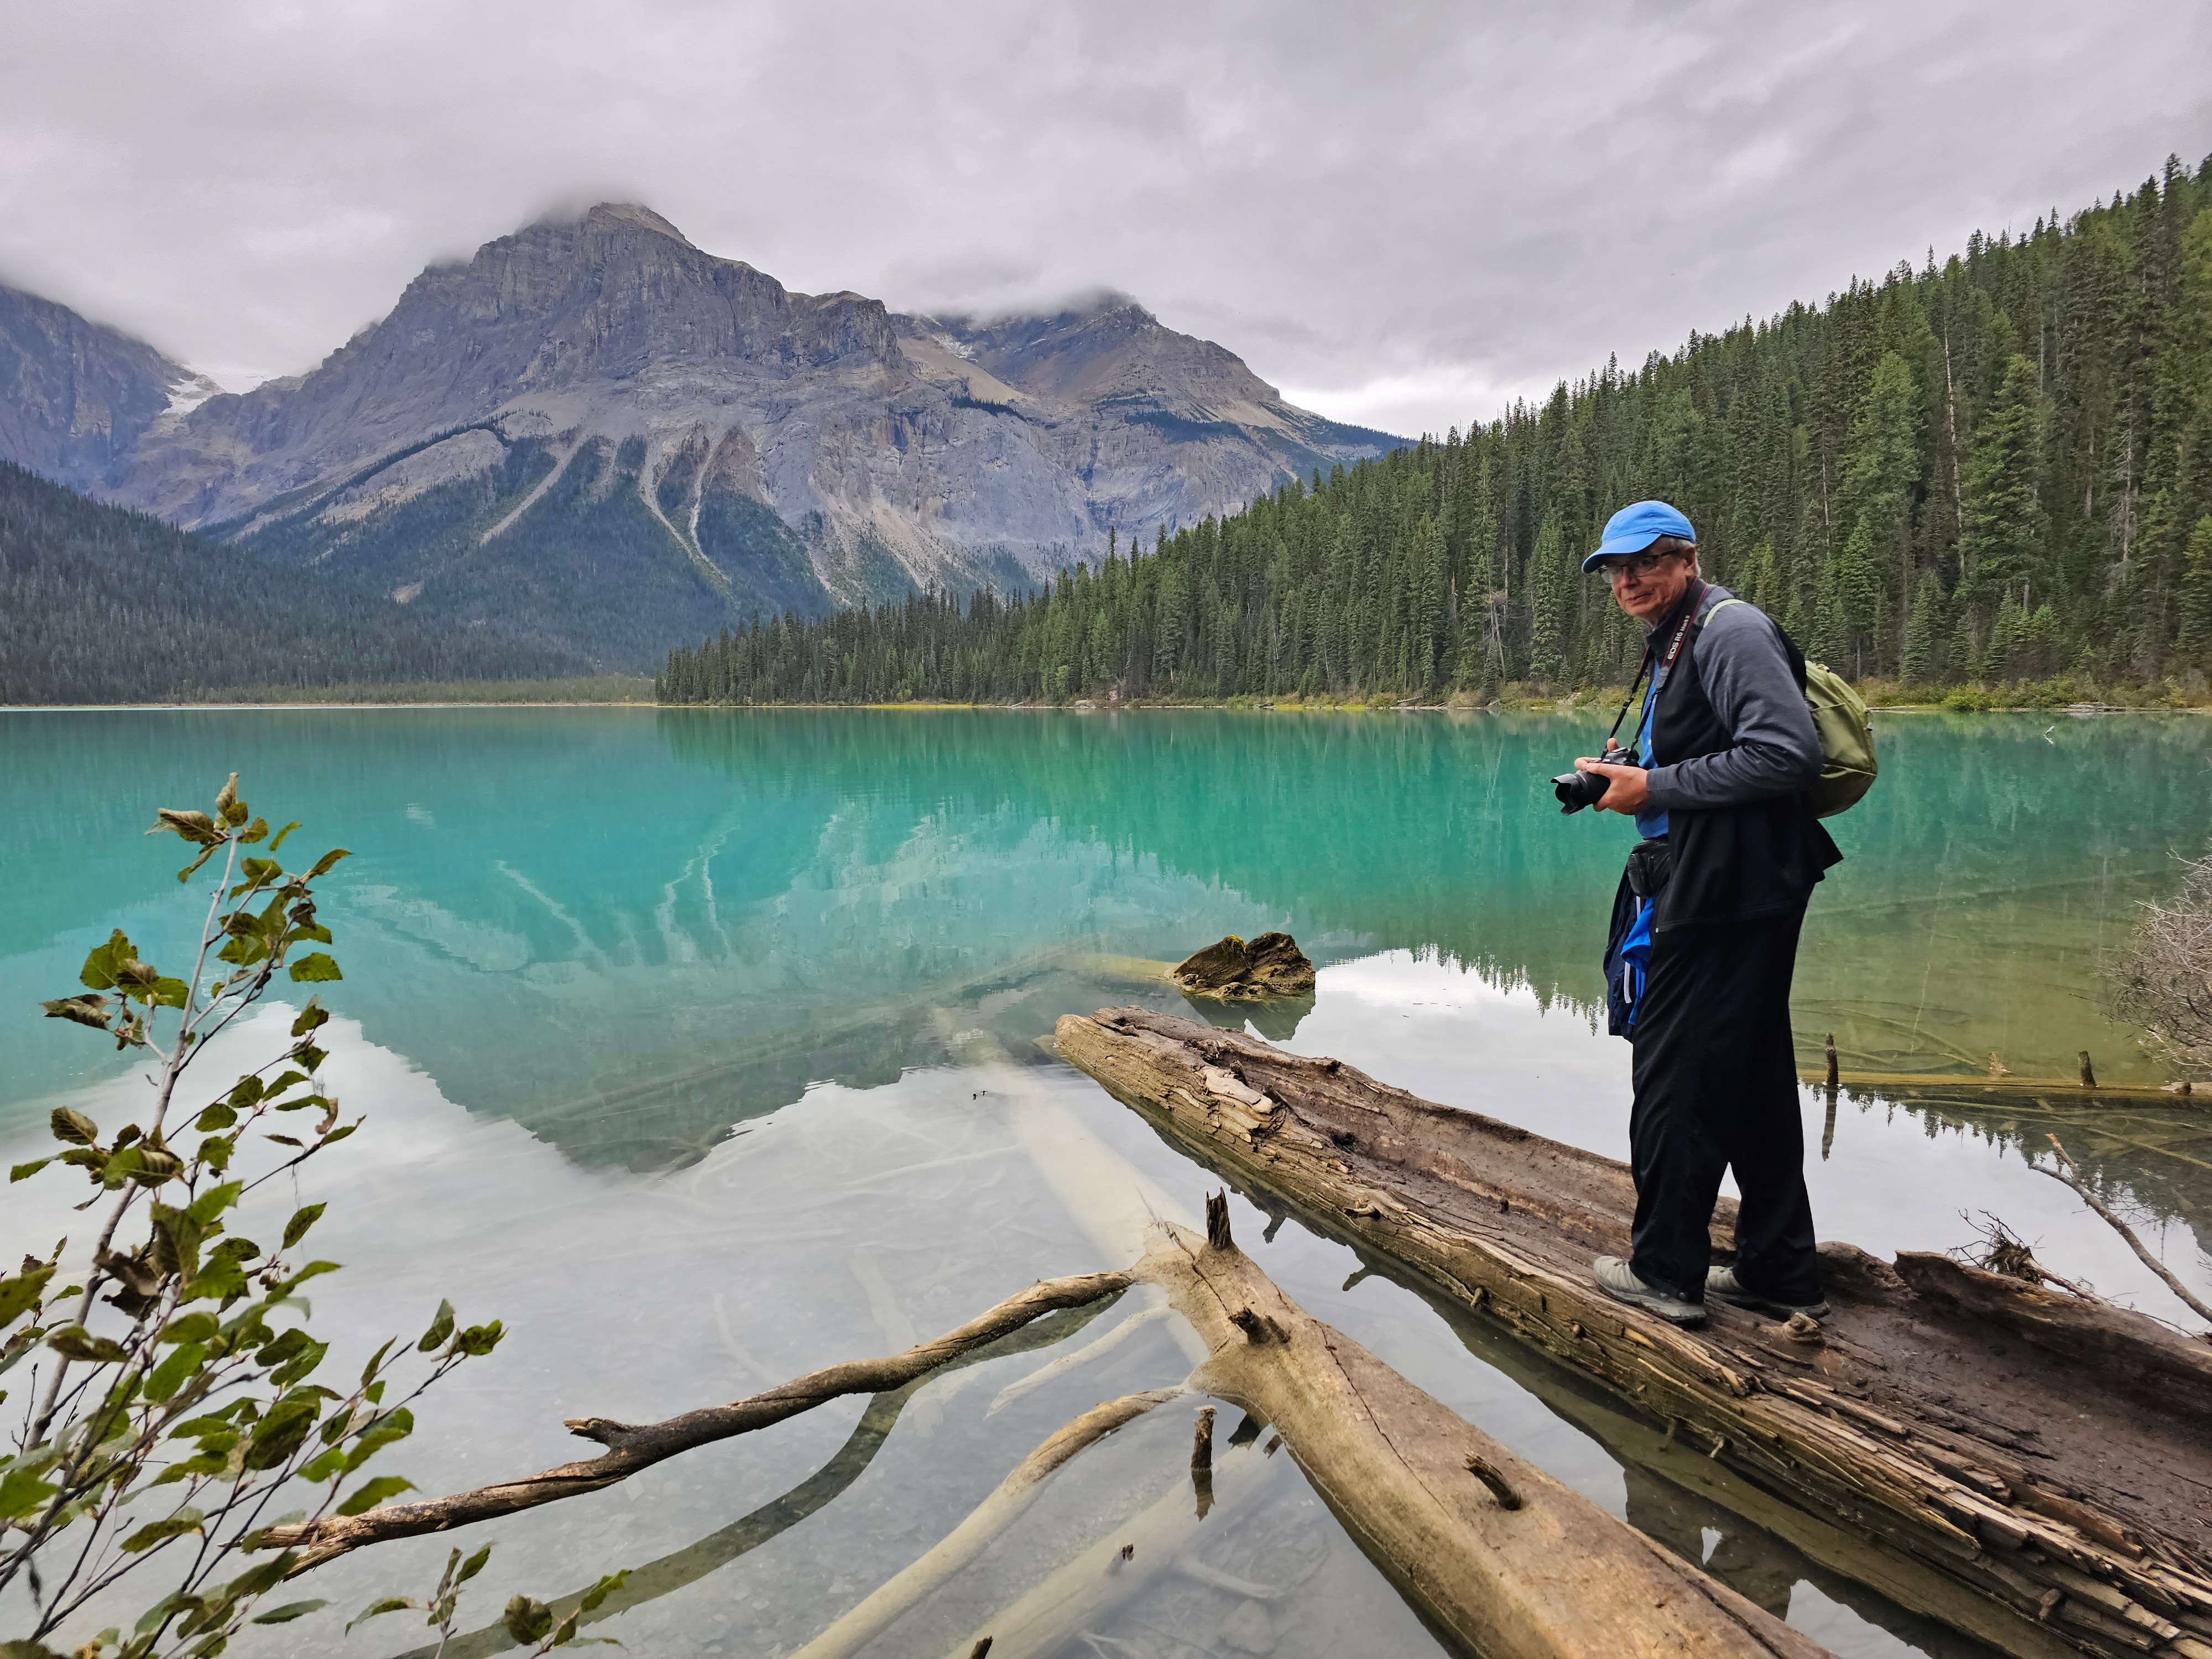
xmin=1597 ymin=551 xmax=1682 ymax=583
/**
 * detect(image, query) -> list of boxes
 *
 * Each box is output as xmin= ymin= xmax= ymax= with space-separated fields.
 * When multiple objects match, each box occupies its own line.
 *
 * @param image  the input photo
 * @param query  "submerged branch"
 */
xmin=790 ymin=1387 xmax=1183 ymax=1659
xmin=262 ymin=1269 xmax=1131 ymax=1569
xmin=2039 ymin=1133 xmax=2212 ymax=1328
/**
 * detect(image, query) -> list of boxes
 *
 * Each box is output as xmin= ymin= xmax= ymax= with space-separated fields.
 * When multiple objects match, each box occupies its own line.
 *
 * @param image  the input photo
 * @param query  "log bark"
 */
xmin=1118 ymin=1215 xmax=1829 ymax=1659
xmin=261 ymin=1269 xmax=1131 ymax=1567
xmin=1057 ymin=1006 xmax=2212 ymax=1659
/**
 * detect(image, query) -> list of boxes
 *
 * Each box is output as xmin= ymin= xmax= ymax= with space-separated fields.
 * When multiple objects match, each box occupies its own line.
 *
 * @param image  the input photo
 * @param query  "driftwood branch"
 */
xmin=263 ymin=1270 xmax=1131 ymax=1568
xmin=789 ymin=1387 xmax=1182 ymax=1659
xmin=2040 ymin=1134 xmax=2212 ymax=1327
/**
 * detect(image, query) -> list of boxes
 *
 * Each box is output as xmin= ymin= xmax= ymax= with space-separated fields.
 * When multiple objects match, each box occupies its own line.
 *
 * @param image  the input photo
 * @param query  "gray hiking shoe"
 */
xmin=1592 ymin=1256 xmax=1706 ymax=1325
xmin=1707 ymin=1266 xmax=1829 ymax=1320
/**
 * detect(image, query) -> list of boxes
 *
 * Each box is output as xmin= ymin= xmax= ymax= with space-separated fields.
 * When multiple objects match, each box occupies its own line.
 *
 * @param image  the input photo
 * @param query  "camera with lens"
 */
xmin=1552 ymin=747 xmax=1639 ymax=814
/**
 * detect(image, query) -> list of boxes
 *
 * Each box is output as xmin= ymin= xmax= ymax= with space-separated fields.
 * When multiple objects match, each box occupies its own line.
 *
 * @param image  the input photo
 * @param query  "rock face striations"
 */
xmin=0 ymin=284 xmax=220 ymax=492
xmin=2 ymin=206 xmax=1399 ymax=669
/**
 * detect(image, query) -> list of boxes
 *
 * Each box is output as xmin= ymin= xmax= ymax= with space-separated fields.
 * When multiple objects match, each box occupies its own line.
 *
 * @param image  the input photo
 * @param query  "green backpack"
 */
xmin=1707 ymin=599 xmax=1877 ymax=818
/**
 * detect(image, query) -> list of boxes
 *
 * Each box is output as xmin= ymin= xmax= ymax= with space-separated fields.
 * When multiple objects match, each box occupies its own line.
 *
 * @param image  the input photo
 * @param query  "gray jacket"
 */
xmin=1642 ymin=583 xmax=1822 ymax=812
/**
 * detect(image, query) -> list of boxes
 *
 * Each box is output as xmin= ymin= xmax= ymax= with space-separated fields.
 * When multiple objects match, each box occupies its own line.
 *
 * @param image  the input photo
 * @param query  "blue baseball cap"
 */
xmin=1582 ymin=500 xmax=1697 ymax=573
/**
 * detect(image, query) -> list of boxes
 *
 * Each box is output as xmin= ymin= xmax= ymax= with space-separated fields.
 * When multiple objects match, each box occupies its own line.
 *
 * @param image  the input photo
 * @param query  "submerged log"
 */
xmin=1056 ymin=1007 xmax=2212 ymax=1659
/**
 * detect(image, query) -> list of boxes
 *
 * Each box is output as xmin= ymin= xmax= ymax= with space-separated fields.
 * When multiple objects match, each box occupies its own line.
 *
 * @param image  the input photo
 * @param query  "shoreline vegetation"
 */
xmin=9 ymin=673 xmax=2208 ymax=713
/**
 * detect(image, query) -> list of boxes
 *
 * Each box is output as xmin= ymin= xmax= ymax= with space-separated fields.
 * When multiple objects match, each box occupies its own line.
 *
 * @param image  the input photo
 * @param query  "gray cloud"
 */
xmin=2 ymin=0 xmax=2205 ymax=437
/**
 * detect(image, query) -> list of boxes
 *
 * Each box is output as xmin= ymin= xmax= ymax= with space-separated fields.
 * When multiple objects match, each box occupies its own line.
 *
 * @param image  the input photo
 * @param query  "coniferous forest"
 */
xmin=660 ymin=155 xmax=2212 ymax=706
xmin=0 ymin=462 xmax=586 ymax=703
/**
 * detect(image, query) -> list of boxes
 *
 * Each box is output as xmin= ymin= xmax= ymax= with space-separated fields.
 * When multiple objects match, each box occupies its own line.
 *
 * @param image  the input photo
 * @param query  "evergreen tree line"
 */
xmin=661 ymin=156 xmax=2212 ymax=706
xmin=0 ymin=461 xmax=587 ymax=703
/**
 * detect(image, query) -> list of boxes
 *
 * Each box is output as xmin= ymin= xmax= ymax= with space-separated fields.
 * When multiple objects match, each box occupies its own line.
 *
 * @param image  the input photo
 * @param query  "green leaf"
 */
xmin=359 ymin=1335 xmax=398 ymax=1386
xmin=0 ymin=1465 xmax=60 ymax=1519
xmin=8 ymin=1159 xmax=51 ymax=1184
xmin=151 ymin=808 xmax=222 ymax=847
xmin=120 ymin=1509 xmax=205 ymax=1552
xmin=288 ymin=953 xmax=343 ymax=984
xmin=241 ymin=1393 xmax=321 ymax=1470
xmin=79 ymin=930 xmax=136 ymax=991
xmin=457 ymin=1544 xmax=493 ymax=1585
xmin=502 ymin=1597 xmax=555 ymax=1645
xmin=143 ymin=1341 xmax=207 ymax=1403
xmin=417 ymin=1300 xmax=455 ymax=1353
xmin=46 ymin=1325 xmax=129 ymax=1364
xmin=333 ymin=1475 xmax=415 ymax=1516
xmin=194 ymin=1103 xmax=236 ymax=1133
xmin=160 ymin=1311 xmax=220 ymax=1344
xmin=281 ymin=1204 xmax=326 ymax=1250
xmin=576 ymin=1568 xmax=631 ymax=1615
xmin=266 ymin=820 xmax=302 ymax=852
xmin=272 ymin=1261 xmax=340 ymax=1296
xmin=187 ymin=1181 xmax=244 ymax=1225
xmin=249 ymin=1600 xmax=327 ymax=1625
xmin=306 ymin=848 xmax=351 ymax=879
xmin=345 ymin=1597 xmax=420 ymax=1635
xmin=150 ymin=977 xmax=190 ymax=1010
xmin=290 ymin=1001 xmax=329 ymax=1037
xmin=49 ymin=1107 xmax=99 ymax=1146
xmin=0 ymin=1264 xmax=54 ymax=1327
xmin=180 ymin=1260 xmax=248 ymax=1306
xmin=40 ymin=994 xmax=112 ymax=1031
xmin=454 ymin=1320 xmax=505 ymax=1358
xmin=238 ymin=816 xmax=269 ymax=844
xmin=341 ymin=1406 xmax=414 ymax=1470
xmin=215 ymin=774 xmax=244 ymax=824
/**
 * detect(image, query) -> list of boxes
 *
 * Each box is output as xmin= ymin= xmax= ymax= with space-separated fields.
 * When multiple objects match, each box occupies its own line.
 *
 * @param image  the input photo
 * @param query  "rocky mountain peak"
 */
xmin=575 ymin=202 xmax=693 ymax=244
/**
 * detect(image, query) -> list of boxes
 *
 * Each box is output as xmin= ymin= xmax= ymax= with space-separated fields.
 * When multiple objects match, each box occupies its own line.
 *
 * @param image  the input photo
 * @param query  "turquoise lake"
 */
xmin=4 ymin=708 xmax=2211 ymax=1658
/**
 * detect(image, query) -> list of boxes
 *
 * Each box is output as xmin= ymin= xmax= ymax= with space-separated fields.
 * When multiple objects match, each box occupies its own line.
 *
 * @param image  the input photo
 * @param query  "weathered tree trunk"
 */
xmin=1056 ymin=1007 xmax=2212 ymax=1659
xmin=1119 ymin=1211 xmax=1830 ymax=1659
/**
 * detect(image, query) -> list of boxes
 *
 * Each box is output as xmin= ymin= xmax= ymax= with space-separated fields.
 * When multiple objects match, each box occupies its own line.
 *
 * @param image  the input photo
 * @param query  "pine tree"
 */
xmin=1961 ymin=354 xmax=2047 ymax=598
xmin=1902 ymin=571 xmax=1950 ymax=685
xmin=1526 ymin=513 xmax=1568 ymax=686
xmin=2177 ymin=516 xmax=2212 ymax=677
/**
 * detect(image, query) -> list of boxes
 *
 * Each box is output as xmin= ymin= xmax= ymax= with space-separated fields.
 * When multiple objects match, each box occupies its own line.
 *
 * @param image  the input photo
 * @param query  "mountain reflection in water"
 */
xmin=3 ymin=707 xmax=2210 ymax=1659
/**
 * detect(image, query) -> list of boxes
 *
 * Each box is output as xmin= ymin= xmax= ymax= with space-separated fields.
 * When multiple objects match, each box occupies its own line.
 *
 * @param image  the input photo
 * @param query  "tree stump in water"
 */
xmin=1173 ymin=932 xmax=1316 ymax=998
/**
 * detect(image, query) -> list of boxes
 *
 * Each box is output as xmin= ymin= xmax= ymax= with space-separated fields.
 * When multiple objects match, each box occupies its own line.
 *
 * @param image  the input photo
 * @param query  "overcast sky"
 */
xmin=3 ymin=0 xmax=2208 ymax=439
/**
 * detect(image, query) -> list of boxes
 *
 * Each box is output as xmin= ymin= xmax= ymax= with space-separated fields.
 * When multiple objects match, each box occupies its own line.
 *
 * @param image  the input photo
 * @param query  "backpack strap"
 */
xmin=1698 ymin=596 xmax=1806 ymax=689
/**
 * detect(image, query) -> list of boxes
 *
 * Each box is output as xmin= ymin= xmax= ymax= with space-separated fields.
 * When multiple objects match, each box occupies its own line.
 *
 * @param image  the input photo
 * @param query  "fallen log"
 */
xmin=1056 ymin=1006 xmax=2212 ymax=1659
xmin=1118 ymin=1208 xmax=1829 ymax=1659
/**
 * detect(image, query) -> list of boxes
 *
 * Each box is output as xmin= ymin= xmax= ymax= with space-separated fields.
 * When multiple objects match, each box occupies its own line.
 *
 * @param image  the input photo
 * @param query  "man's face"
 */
xmin=1599 ymin=547 xmax=1697 ymax=624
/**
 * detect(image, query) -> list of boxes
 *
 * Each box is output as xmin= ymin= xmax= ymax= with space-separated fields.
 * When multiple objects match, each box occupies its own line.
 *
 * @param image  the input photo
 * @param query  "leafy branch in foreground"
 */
xmin=347 ymin=1545 xmax=629 ymax=1658
xmin=0 ymin=774 xmax=507 ymax=1658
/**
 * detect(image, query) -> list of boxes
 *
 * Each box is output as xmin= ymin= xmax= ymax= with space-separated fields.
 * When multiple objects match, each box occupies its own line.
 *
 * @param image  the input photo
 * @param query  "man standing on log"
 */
xmin=1571 ymin=500 xmax=1840 ymax=1327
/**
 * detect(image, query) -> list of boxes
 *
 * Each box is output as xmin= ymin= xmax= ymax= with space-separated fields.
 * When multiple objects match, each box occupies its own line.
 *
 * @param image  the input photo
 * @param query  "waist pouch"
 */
xmin=1625 ymin=836 xmax=1672 ymax=898
xmin=1604 ymin=838 xmax=1671 ymax=1037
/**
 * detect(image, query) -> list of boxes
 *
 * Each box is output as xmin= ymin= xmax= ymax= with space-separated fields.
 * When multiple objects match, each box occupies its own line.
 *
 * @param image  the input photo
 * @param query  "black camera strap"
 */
xmin=1601 ymin=580 xmax=1705 ymax=748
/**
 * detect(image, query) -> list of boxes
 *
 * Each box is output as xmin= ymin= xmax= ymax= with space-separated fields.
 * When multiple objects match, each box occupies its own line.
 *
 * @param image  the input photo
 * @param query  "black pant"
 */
xmin=1627 ymin=900 xmax=1820 ymax=1305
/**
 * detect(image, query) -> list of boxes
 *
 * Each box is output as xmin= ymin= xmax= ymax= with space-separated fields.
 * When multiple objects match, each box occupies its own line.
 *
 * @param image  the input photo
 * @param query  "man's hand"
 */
xmin=1574 ymin=754 xmax=1650 ymax=815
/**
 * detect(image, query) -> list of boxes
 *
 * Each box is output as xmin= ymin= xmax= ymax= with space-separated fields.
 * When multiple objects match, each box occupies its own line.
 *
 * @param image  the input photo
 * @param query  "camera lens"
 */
xmin=1552 ymin=770 xmax=1606 ymax=813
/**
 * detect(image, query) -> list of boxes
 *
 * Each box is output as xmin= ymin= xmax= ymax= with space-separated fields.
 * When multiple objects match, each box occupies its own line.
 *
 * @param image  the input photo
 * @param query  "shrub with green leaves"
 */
xmin=0 ymin=775 xmax=510 ymax=1657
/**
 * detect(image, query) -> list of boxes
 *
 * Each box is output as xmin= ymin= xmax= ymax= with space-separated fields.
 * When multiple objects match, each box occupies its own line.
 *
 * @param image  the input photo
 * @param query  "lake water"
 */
xmin=5 ymin=708 xmax=2211 ymax=1659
